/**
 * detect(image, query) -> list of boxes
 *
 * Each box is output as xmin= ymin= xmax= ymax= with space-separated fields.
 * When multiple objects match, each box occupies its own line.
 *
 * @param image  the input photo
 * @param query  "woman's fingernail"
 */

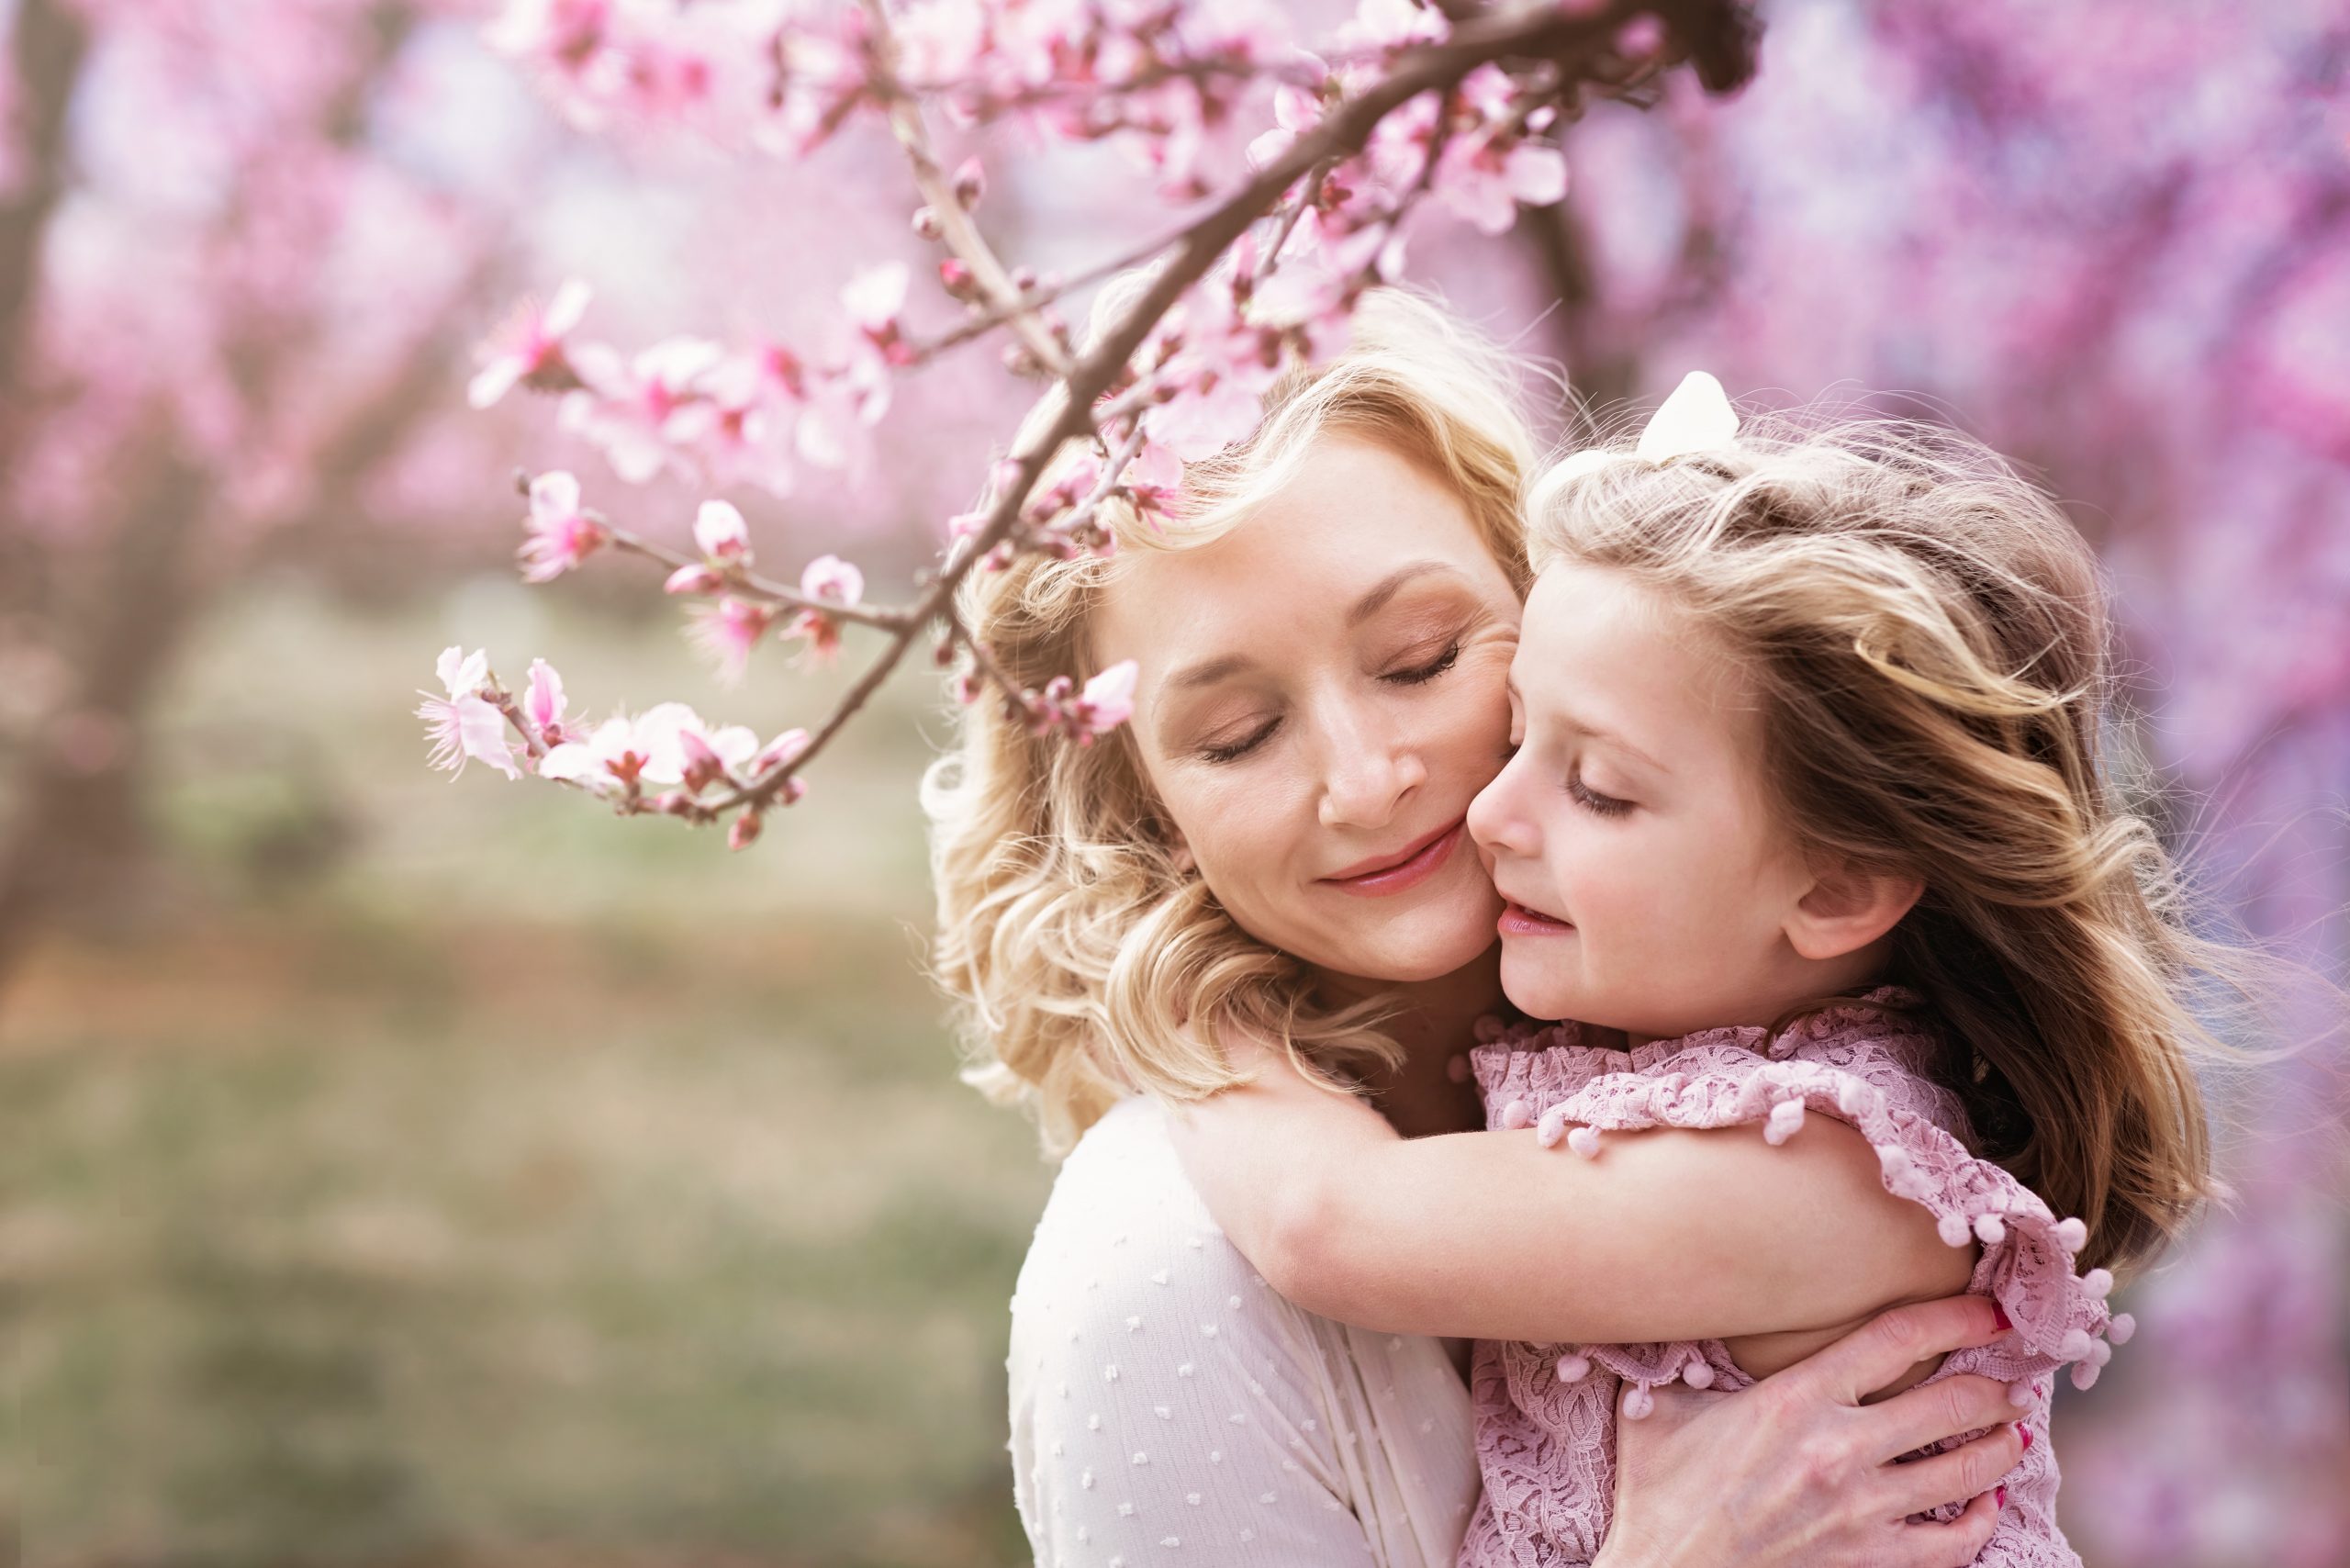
xmin=1996 ymin=1484 xmax=2008 ymax=1509
xmin=1991 ymin=1301 xmax=2012 ymax=1331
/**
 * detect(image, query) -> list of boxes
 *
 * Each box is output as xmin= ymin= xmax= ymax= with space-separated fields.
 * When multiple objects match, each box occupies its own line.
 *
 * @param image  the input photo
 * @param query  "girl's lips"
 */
xmin=1499 ymin=900 xmax=1574 ymax=935
xmin=1323 ymin=820 xmax=1466 ymax=897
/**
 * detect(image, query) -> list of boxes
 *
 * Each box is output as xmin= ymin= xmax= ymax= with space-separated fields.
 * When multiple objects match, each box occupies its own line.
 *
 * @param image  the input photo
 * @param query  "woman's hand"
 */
xmin=1595 ymin=1294 xmax=2026 ymax=1568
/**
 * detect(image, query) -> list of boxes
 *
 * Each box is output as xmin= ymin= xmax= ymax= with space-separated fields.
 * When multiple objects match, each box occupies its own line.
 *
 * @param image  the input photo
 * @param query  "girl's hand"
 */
xmin=1595 ymin=1294 xmax=2026 ymax=1568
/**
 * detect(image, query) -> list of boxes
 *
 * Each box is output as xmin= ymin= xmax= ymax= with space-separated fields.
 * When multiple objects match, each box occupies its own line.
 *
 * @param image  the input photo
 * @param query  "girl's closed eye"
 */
xmin=1566 ymin=765 xmax=1632 ymax=816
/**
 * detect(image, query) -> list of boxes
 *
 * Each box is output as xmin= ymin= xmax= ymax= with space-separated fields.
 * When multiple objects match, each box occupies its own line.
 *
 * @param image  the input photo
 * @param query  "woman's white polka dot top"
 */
xmin=1008 ymin=1095 xmax=1481 ymax=1567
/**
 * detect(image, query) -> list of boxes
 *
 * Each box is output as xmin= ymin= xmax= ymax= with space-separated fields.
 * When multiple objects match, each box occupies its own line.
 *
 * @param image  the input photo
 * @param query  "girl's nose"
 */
xmin=1467 ymin=752 xmax=1536 ymax=858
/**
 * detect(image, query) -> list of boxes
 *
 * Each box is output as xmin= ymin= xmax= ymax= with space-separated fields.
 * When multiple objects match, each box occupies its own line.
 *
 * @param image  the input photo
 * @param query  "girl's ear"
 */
xmin=1785 ymin=857 xmax=1924 ymax=961
xmin=1167 ymin=826 xmax=1195 ymax=875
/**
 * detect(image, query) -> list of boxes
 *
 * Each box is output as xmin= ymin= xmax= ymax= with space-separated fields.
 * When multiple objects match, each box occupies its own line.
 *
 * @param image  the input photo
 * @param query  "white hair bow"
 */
xmin=1550 ymin=371 xmax=1740 ymax=483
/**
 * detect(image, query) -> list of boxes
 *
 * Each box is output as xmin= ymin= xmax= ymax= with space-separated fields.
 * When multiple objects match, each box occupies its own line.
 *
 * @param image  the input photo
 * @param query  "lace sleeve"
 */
xmin=1533 ymin=1050 xmax=2127 ymax=1387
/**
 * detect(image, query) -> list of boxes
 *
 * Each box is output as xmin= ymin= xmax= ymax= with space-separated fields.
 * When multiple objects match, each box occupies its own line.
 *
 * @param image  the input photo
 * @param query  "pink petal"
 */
xmin=468 ymin=356 xmax=526 ymax=410
xmin=543 ymin=277 xmax=592 ymax=336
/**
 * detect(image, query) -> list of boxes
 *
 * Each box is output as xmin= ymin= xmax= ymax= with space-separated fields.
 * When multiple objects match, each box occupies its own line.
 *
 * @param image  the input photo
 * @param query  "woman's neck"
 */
xmin=1313 ymin=947 xmax=1503 ymax=1139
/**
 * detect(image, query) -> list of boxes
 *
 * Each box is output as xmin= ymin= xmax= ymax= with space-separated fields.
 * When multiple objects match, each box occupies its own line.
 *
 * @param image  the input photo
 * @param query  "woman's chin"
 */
xmin=1313 ymin=907 xmax=1504 ymax=986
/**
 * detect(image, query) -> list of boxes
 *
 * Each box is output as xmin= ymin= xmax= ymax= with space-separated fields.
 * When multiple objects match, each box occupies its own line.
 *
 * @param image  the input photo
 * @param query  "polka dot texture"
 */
xmin=1009 ymin=1098 xmax=1480 ymax=1566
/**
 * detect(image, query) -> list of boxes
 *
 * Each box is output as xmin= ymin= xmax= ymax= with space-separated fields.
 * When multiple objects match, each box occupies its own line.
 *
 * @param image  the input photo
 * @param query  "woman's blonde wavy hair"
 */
xmin=923 ymin=278 xmax=1541 ymax=1159
xmin=1522 ymin=405 xmax=2239 ymax=1279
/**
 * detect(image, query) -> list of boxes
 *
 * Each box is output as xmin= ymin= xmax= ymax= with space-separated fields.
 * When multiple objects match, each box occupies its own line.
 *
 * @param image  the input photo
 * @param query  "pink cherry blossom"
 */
xmin=664 ymin=563 xmax=723 ymax=595
xmin=692 ymin=498 xmax=752 ymax=564
xmin=1337 ymin=0 xmax=1449 ymax=56
xmin=416 ymin=645 xmax=521 ymax=781
xmin=669 ymin=344 xmax=804 ymax=497
xmin=1077 ymin=659 xmax=1137 ymax=734
xmin=536 ymin=701 xmax=755 ymax=797
xmin=536 ymin=712 xmax=656 ymax=795
xmin=785 ymin=554 xmax=865 ymax=661
xmin=524 ymin=656 xmax=580 ymax=747
xmin=1121 ymin=438 xmax=1185 ymax=522
xmin=750 ymin=726 xmax=811 ymax=778
xmin=1434 ymin=134 xmax=1569 ymax=236
xmin=686 ymin=596 xmax=777 ymax=686
xmin=469 ymin=277 xmax=591 ymax=409
xmin=799 ymin=553 xmax=864 ymax=606
xmin=643 ymin=707 xmax=759 ymax=789
xmin=843 ymin=263 xmax=914 ymax=366
xmin=516 ymin=470 xmax=609 ymax=583
xmin=1020 ymin=658 xmax=1139 ymax=747
xmin=559 ymin=335 xmax=727 ymax=484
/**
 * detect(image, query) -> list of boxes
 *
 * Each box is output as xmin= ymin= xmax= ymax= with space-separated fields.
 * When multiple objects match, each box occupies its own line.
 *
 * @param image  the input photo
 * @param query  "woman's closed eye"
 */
xmin=1194 ymin=638 xmax=1464 ymax=765
xmin=1382 ymin=638 xmax=1461 ymax=686
xmin=1200 ymin=714 xmax=1280 ymax=764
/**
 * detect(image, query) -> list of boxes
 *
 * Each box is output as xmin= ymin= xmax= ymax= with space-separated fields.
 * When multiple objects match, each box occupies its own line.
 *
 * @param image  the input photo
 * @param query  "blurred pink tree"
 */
xmin=0 ymin=0 xmax=1023 ymax=991
xmin=0 ymin=0 xmax=513 ymax=984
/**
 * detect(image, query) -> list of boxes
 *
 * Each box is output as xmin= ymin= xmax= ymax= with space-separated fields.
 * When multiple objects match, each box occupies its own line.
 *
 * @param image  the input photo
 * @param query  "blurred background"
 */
xmin=1 ymin=1 xmax=2343 ymax=1565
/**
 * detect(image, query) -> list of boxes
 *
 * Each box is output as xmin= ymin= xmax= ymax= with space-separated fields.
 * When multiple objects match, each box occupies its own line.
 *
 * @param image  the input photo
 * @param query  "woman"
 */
xmin=924 ymin=279 xmax=2024 ymax=1566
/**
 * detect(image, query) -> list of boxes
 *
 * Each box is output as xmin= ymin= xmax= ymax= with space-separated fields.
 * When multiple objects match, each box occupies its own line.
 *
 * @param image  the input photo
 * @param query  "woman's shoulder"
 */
xmin=1012 ymin=1096 xmax=1295 ymax=1350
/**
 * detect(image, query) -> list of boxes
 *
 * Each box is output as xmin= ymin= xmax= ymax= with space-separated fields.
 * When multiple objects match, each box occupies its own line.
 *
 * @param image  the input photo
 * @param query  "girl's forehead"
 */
xmin=1516 ymin=564 xmax=1760 ymax=755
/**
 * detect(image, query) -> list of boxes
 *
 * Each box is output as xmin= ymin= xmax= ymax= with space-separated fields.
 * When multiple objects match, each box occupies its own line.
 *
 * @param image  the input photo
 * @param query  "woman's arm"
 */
xmin=1595 ymin=1295 xmax=2028 ymax=1568
xmin=1167 ymin=1032 xmax=1971 ymax=1345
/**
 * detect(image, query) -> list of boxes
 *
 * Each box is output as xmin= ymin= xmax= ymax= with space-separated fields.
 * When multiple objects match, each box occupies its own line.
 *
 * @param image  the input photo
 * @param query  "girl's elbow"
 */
xmin=1248 ymin=1177 xmax=1351 ymax=1310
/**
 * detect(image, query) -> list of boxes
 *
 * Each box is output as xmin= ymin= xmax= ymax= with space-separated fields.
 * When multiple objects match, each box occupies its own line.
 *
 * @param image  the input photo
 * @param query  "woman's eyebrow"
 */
xmin=1346 ymin=561 xmax=1469 ymax=627
xmin=1167 ymin=653 xmax=1256 ymax=692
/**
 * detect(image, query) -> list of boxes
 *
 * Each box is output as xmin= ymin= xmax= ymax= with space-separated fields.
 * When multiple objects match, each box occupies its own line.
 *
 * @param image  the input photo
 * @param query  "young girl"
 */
xmin=1170 ymin=373 xmax=2221 ymax=1564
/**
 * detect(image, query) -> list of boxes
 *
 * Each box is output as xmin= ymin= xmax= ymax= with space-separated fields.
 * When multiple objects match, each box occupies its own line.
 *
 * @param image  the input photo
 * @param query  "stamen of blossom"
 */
xmin=416 ymin=645 xmax=522 ymax=780
xmin=517 ymin=470 xmax=609 ymax=583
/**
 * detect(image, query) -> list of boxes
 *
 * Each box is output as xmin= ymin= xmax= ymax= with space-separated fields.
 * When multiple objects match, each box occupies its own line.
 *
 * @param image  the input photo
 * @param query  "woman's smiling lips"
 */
xmin=1498 ymin=897 xmax=1574 ymax=935
xmin=1321 ymin=819 xmax=1467 ymax=897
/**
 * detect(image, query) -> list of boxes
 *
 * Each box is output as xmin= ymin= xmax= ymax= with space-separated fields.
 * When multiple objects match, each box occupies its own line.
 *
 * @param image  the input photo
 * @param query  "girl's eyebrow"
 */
xmin=1505 ymin=677 xmax=1668 ymax=775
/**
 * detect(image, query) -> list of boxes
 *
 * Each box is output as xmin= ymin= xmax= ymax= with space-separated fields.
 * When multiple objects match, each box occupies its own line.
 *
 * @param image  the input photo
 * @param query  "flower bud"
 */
xmin=939 ymin=258 xmax=981 ymax=303
xmin=952 ymin=155 xmax=986 ymax=209
xmin=729 ymin=810 xmax=764 ymax=850
xmin=911 ymin=204 xmax=943 ymax=241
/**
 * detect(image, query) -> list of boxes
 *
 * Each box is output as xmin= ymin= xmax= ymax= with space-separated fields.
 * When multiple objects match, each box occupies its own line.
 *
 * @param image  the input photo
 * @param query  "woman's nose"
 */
xmin=1317 ymin=710 xmax=1426 ymax=830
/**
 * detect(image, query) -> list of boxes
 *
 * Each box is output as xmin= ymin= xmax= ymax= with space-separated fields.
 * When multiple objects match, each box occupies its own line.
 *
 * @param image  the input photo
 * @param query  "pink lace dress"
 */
xmin=1456 ymin=987 xmax=2130 ymax=1567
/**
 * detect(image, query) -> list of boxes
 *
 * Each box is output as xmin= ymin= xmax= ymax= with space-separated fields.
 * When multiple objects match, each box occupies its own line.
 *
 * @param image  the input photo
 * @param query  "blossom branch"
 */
xmin=443 ymin=0 xmax=1761 ymax=846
